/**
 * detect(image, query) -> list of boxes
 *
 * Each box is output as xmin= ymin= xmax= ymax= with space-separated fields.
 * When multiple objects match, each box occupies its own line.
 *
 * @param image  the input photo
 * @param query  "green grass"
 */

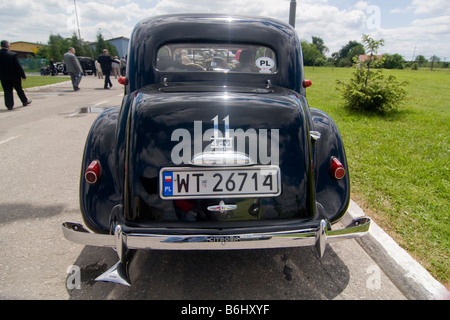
xmin=0 ymin=75 xmax=70 ymax=92
xmin=304 ymin=66 xmax=449 ymax=285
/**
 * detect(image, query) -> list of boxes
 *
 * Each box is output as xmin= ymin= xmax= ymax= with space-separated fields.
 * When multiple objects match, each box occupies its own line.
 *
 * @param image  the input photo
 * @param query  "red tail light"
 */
xmin=303 ymin=79 xmax=312 ymax=88
xmin=118 ymin=77 xmax=128 ymax=85
xmin=331 ymin=157 xmax=345 ymax=180
xmin=85 ymin=160 xmax=101 ymax=184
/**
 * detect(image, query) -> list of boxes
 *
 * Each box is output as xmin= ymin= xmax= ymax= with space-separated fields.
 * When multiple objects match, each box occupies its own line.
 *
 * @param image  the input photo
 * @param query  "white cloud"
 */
xmin=0 ymin=0 xmax=448 ymax=59
xmin=411 ymin=0 xmax=450 ymax=15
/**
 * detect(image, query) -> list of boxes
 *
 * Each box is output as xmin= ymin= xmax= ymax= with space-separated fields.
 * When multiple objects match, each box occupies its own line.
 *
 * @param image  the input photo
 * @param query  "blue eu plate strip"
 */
xmin=162 ymin=172 xmax=173 ymax=196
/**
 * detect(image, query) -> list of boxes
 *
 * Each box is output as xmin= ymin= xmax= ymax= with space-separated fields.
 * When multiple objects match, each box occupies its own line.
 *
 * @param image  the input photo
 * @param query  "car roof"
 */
xmin=126 ymin=14 xmax=305 ymax=94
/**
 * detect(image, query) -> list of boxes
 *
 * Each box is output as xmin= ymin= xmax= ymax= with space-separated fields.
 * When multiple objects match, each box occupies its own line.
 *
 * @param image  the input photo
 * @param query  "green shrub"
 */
xmin=337 ymin=66 xmax=407 ymax=112
xmin=336 ymin=35 xmax=407 ymax=113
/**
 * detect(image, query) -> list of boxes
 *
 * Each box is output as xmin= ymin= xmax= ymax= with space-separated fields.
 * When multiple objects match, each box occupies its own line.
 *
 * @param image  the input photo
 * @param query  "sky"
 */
xmin=0 ymin=0 xmax=448 ymax=61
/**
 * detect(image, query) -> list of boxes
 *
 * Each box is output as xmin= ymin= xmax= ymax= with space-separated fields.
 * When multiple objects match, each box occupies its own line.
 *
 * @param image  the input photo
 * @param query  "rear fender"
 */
xmin=310 ymin=108 xmax=350 ymax=222
xmin=80 ymin=107 xmax=121 ymax=233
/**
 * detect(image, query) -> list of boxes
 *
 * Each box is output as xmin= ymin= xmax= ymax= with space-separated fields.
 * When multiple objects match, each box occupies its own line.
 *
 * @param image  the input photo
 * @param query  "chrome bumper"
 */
xmin=62 ymin=218 xmax=370 ymax=286
xmin=62 ymin=218 xmax=371 ymax=253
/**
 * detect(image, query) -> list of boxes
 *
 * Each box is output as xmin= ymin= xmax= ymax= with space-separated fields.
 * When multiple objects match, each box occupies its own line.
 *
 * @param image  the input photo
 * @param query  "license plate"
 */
xmin=160 ymin=166 xmax=281 ymax=199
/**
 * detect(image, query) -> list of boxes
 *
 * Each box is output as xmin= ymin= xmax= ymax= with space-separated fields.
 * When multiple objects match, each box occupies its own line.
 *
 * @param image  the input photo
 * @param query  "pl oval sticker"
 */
xmin=255 ymin=57 xmax=275 ymax=73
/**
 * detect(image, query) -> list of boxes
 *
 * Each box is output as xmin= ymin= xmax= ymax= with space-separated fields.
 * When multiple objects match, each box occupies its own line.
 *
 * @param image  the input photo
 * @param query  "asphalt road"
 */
xmin=0 ymin=76 xmax=443 ymax=301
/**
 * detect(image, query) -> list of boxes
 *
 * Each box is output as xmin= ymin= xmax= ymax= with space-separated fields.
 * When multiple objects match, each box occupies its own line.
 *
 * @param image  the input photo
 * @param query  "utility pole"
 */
xmin=289 ymin=0 xmax=297 ymax=27
xmin=74 ymin=0 xmax=82 ymax=41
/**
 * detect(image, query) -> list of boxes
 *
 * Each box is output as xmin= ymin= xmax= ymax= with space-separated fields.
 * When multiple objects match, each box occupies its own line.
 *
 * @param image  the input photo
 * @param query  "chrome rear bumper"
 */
xmin=62 ymin=218 xmax=370 ymax=285
xmin=62 ymin=217 xmax=370 ymax=252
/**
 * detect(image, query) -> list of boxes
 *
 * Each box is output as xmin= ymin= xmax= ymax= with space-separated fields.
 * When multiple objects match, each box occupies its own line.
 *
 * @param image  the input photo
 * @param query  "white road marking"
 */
xmin=0 ymin=136 xmax=20 ymax=145
xmin=92 ymin=100 xmax=108 ymax=107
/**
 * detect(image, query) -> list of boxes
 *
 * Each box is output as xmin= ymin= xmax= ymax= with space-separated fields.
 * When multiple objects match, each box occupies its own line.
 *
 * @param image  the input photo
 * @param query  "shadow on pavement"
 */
xmin=67 ymin=244 xmax=350 ymax=300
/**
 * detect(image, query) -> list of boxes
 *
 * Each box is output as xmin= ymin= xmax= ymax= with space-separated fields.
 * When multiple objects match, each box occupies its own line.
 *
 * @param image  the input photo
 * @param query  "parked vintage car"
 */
xmin=62 ymin=14 xmax=371 ymax=286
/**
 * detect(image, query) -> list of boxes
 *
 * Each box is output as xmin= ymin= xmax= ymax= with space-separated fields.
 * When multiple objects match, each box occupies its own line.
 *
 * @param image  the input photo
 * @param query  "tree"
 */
xmin=430 ymin=55 xmax=440 ymax=71
xmin=415 ymin=55 xmax=427 ymax=67
xmin=336 ymin=34 xmax=407 ymax=113
xmin=301 ymin=37 xmax=327 ymax=67
xmin=95 ymin=33 xmax=118 ymax=57
xmin=383 ymin=53 xmax=405 ymax=69
xmin=36 ymin=33 xmax=95 ymax=62
xmin=332 ymin=40 xmax=365 ymax=67
xmin=36 ymin=34 xmax=69 ymax=62
xmin=311 ymin=36 xmax=328 ymax=55
xmin=301 ymin=41 xmax=325 ymax=67
xmin=360 ymin=34 xmax=384 ymax=86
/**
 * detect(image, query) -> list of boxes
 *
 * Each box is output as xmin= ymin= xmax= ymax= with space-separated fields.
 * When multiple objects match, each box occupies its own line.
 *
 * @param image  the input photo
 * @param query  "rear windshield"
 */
xmin=156 ymin=43 xmax=277 ymax=74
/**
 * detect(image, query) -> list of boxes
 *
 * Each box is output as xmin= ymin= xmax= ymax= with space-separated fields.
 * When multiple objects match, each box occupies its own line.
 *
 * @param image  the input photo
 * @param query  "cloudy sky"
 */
xmin=1 ymin=0 xmax=448 ymax=60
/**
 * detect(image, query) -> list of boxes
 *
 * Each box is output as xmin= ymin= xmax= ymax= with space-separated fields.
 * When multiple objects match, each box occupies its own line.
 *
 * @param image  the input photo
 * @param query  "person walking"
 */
xmin=95 ymin=60 xmax=103 ymax=79
xmin=90 ymin=58 xmax=96 ymax=77
xmin=0 ymin=40 xmax=31 ymax=110
xmin=63 ymin=47 xmax=83 ymax=91
xmin=112 ymin=56 xmax=120 ymax=79
xmin=97 ymin=49 xmax=118 ymax=89
xmin=120 ymin=56 xmax=126 ymax=76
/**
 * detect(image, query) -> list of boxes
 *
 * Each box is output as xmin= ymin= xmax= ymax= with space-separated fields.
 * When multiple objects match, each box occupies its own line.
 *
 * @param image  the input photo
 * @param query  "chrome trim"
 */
xmin=207 ymin=200 xmax=237 ymax=213
xmin=310 ymin=131 xmax=321 ymax=141
xmin=62 ymin=217 xmax=371 ymax=252
xmin=95 ymin=261 xmax=131 ymax=286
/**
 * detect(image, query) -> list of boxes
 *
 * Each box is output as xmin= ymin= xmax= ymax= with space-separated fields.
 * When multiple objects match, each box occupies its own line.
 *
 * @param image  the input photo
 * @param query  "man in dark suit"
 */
xmin=97 ymin=49 xmax=118 ymax=89
xmin=0 ymin=40 xmax=31 ymax=110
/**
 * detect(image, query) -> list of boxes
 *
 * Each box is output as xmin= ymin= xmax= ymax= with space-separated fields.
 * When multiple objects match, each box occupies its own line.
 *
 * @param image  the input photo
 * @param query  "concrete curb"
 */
xmin=344 ymin=200 xmax=448 ymax=300
xmin=24 ymin=80 xmax=71 ymax=91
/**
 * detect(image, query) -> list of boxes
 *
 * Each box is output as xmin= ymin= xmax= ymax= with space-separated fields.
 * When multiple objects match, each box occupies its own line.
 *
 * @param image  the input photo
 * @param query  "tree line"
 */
xmin=36 ymin=33 xmax=118 ymax=62
xmin=302 ymin=36 xmax=448 ymax=70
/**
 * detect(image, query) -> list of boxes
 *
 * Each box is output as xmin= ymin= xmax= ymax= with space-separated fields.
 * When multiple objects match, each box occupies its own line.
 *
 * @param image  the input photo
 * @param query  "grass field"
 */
xmin=304 ymin=66 xmax=449 ymax=285
xmin=0 ymin=75 xmax=70 ymax=92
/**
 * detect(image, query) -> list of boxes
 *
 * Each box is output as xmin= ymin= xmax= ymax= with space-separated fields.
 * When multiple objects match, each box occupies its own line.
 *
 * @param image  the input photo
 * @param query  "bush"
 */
xmin=336 ymin=35 xmax=407 ymax=113
xmin=337 ymin=66 xmax=407 ymax=112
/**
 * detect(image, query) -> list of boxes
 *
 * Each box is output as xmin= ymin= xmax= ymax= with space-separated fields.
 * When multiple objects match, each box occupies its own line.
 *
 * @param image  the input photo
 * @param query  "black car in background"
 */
xmin=60 ymin=56 xmax=94 ymax=75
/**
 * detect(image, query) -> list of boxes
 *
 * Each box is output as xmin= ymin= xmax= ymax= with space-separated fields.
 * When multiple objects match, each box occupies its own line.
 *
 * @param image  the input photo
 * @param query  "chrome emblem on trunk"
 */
xmin=207 ymin=201 xmax=237 ymax=213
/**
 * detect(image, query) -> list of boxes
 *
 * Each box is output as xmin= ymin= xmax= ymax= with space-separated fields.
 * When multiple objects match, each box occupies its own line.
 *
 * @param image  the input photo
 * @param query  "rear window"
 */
xmin=156 ymin=43 xmax=277 ymax=74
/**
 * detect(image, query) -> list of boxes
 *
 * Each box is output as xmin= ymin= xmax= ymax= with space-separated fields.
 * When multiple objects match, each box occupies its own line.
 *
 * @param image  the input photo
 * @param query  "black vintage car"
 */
xmin=63 ymin=14 xmax=371 ymax=286
xmin=62 ymin=56 xmax=94 ymax=75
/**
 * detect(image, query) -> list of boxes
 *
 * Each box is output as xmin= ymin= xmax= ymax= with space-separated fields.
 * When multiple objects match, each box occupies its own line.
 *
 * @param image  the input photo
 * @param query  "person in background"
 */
xmin=90 ymin=58 xmax=96 ymax=77
xmin=63 ymin=47 xmax=83 ymax=91
xmin=0 ymin=40 xmax=31 ymax=110
xmin=49 ymin=58 xmax=56 ymax=76
xmin=97 ymin=49 xmax=118 ymax=89
xmin=112 ymin=56 xmax=121 ymax=79
xmin=95 ymin=59 xmax=103 ymax=79
xmin=120 ymin=56 xmax=126 ymax=76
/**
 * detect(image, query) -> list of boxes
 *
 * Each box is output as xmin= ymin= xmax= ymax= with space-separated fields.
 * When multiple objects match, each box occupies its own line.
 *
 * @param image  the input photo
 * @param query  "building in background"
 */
xmin=107 ymin=37 xmax=129 ymax=58
xmin=10 ymin=41 xmax=47 ymax=58
xmin=89 ymin=37 xmax=129 ymax=59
